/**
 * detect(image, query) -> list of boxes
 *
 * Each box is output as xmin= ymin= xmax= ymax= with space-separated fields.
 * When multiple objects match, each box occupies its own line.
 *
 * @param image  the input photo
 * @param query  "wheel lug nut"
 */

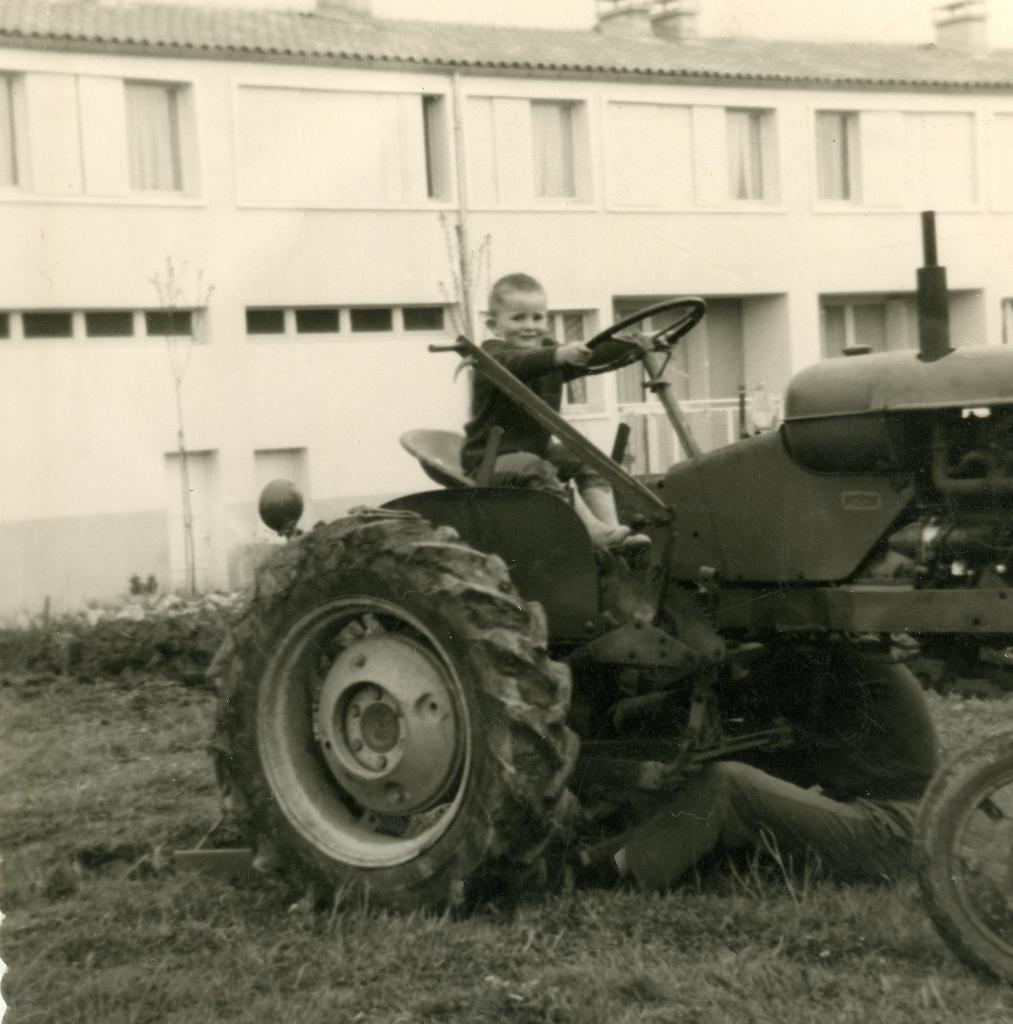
xmin=348 ymin=705 xmax=361 ymax=719
xmin=372 ymin=686 xmax=384 ymax=702
xmin=376 ymin=755 xmax=387 ymax=770
xmin=385 ymin=783 xmax=405 ymax=804
xmin=351 ymin=739 xmax=363 ymax=752
xmin=353 ymin=654 xmax=367 ymax=668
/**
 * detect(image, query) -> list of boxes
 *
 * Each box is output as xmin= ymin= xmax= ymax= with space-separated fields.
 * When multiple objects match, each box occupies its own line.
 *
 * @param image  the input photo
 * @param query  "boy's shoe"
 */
xmin=595 ymin=524 xmax=652 ymax=552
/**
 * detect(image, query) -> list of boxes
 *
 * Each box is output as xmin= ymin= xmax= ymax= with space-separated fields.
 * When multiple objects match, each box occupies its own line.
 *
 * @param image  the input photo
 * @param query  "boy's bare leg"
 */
xmin=571 ymin=487 xmax=631 ymax=547
xmin=579 ymin=483 xmax=651 ymax=550
xmin=579 ymin=482 xmax=622 ymax=527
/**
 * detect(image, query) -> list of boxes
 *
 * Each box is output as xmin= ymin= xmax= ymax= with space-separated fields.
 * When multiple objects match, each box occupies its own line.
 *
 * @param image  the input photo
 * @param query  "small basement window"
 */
xmin=246 ymin=308 xmax=286 ymax=335
xmin=0 ymin=312 xmax=8 ymax=338
xmin=86 ymin=311 xmax=135 ymax=337
xmin=23 ymin=312 xmax=73 ymax=338
xmin=403 ymin=306 xmax=444 ymax=331
xmin=145 ymin=310 xmax=193 ymax=336
xmin=350 ymin=307 xmax=393 ymax=333
xmin=295 ymin=308 xmax=339 ymax=334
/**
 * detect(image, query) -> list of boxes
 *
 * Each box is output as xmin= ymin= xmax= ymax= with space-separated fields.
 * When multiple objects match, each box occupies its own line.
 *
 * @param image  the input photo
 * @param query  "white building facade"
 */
xmin=3 ymin=0 xmax=1013 ymax=613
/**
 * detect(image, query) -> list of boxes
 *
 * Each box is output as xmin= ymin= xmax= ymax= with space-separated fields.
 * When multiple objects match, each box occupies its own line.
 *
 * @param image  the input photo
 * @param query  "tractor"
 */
xmin=209 ymin=212 xmax=1013 ymax=909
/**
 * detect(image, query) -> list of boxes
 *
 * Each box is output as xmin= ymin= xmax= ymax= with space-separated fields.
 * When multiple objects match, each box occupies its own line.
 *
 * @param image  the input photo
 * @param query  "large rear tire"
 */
xmin=915 ymin=731 xmax=1013 ymax=981
xmin=210 ymin=512 xmax=578 ymax=910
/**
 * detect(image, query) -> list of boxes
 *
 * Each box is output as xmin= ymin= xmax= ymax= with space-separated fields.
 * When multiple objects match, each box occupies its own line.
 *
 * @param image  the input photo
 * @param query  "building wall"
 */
xmin=4 ymin=44 xmax=1013 ymax=613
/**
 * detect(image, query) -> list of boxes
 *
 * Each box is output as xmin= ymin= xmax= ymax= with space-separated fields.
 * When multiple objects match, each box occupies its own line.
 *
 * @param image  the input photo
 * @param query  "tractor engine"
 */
xmin=878 ymin=405 xmax=1013 ymax=588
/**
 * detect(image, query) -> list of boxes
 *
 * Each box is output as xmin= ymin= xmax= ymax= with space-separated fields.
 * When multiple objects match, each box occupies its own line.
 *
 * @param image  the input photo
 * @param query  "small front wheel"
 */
xmin=915 ymin=731 xmax=1013 ymax=981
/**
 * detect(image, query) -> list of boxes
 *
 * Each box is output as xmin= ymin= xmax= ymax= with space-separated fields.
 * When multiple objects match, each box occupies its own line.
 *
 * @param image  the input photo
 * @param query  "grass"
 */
xmin=3 ymin=674 xmax=1013 ymax=1024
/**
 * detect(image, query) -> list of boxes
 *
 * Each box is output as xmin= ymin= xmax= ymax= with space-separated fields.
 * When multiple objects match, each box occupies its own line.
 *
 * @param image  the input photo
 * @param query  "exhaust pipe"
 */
xmin=917 ymin=210 xmax=953 ymax=362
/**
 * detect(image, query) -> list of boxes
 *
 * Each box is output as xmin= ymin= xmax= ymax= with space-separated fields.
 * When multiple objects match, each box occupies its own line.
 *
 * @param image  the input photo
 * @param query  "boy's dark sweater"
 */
xmin=461 ymin=336 xmax=582 ymax=473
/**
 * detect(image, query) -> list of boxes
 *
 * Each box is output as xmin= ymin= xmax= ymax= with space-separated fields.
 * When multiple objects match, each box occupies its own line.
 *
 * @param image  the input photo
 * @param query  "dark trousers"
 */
xmin=482 ymin=441 xmax=604 ymax=496
xmin=619 ymin=761 xmax=914 ymax=889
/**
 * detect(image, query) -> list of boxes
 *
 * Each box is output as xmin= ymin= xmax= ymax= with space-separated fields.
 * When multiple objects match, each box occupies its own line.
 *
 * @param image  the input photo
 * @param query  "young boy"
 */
xmin=462 ymin=272 xmax=644 ymax=550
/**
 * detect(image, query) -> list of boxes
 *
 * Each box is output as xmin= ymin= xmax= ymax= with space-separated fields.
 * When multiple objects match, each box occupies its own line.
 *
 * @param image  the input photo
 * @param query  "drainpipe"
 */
xmin=450 ymin=70 xmax=476 ymax=339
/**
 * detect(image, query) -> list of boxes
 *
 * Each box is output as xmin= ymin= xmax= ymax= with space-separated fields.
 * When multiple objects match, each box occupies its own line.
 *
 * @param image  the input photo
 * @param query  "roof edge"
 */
xmin=1 ymin=23 xmax=1012 ymax=93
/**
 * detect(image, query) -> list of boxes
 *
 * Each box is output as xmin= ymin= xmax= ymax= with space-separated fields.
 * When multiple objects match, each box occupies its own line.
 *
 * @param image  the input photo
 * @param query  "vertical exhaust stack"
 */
xmin=917 ymin=210 xmax=953 ymax=362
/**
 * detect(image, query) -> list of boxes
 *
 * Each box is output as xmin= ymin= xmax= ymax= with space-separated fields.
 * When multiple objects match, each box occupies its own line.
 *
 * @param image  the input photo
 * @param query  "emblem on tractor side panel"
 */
xmin=841 ymin=491 xmax=884 ymax=511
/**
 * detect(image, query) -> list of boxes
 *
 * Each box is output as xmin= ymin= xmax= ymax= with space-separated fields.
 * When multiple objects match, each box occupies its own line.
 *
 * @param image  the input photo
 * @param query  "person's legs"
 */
xmin=618 ymin=761 xmax=912 ymax=890
xmin=489 ymin=450 xmax=636 ymax=549
xmin=545 ymin=443 xmax=649 ymax=549
xmin=578 ymin=481 xmax=622 ymax=528
xmin=485 ymin=451 xmax=569 ymax=496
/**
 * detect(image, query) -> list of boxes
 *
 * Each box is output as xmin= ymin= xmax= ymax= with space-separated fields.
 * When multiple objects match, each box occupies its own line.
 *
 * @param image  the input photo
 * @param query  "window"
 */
xmin=350 ymin=307 xmax=393 ymax=333
xmin=295 ymin=308 xmax=339 ymax=334
xmin=905 ymin=112 xmax=976 ymax=208
xmin=0 ymin=75 xmax=18 ymax=188
xmin=403 ymin=306 xmax=445 ymax=331
xmin=246 ymin=308 xmax=285 ymax=335
xmin=23 ymin=312 xmax=73 ymax=338
xmin=726 ymin=109 xmax=774 ymax=201
xmin=615 ymin=305 xmax=693 ymax=404
xmin=126 ymin=81 xmax=183 ymax=191
xmin=247 ymin=304 xmax=447 ymax=338
xmin=145 ymin=310 xmax=193 ymax=336
xmin=467 ymin=96 xmax=589 ymax=205
xmin=532 ymin=101 xmax=577 ymax=198
xmin=546 ymin=311 xmax=604 ymax=412
xmin=606 ymin=102 xmax=693 ymax=207
xmin=821 ymin=301 xmax=887 ymax=358
xmin=236 ymin=87 xmax=448 ymax=206
xmin=86 ymin=311 xmax=134 ymax=337
xmin=7 ymin=308 xmax=206 ymax=342
xmin=816 ymin=111 xmax=860 ymax=202
xmin=548 ymin=312 xmax=591 ymax=406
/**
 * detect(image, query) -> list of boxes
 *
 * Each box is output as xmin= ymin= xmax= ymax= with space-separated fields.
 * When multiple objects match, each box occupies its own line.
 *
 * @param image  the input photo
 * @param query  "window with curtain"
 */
xmin=531 ymin=101 xmax=577 ymax=198
xmin=726 ymin=109 xmax=767 ymax=201
xmin=816 ymin=111 xmax=860 ymax=201
xmin=0 ymin=75 xmax=17 ymax=188
xmin=126 ymin=81 xmax=183 ymax=191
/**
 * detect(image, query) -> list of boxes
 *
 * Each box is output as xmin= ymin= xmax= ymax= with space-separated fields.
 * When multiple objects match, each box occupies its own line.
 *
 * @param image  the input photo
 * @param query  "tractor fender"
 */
xmin=383 ymin=488 xmax=600 ymax=642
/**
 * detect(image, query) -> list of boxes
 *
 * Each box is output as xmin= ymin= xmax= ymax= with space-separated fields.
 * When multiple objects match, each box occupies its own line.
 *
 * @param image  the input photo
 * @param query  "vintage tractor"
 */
xmin=210 ymin=212 xmax=1013 ymax=908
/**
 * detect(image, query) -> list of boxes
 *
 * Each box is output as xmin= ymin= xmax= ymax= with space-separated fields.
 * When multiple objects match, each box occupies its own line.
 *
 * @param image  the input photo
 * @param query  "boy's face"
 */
xmin=487 ymin=289 xmax=548 ymax=347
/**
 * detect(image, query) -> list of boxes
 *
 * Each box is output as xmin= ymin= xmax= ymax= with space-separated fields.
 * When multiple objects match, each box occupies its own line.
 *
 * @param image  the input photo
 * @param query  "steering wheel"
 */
xmin=583 ymin=297 xmax=707 ymax=375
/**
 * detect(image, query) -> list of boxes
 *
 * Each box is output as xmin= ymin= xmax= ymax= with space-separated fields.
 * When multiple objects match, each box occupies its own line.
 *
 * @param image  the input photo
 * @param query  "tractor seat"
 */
xmin=400 ymin=430 xmax=475 ymax=489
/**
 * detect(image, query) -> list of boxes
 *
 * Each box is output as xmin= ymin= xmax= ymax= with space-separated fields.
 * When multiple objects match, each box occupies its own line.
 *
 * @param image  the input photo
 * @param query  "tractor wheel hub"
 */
xmin=314 ymin=634 xmax=459 ymax=815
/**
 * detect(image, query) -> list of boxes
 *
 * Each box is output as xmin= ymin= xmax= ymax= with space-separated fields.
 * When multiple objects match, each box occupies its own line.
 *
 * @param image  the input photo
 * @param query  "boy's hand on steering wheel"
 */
xmin=554 ymin=341 xmax=593 ymax=367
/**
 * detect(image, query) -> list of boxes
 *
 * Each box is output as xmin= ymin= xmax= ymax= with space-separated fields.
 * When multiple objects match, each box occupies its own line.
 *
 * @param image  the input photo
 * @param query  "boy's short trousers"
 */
xmin=475 ymin=441 xmax=605 ymax=495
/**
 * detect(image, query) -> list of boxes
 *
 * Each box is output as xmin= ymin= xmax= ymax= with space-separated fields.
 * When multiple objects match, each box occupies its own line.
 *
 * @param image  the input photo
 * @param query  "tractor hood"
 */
xmin=784 ymin=346 xmax=1013 ymax=422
